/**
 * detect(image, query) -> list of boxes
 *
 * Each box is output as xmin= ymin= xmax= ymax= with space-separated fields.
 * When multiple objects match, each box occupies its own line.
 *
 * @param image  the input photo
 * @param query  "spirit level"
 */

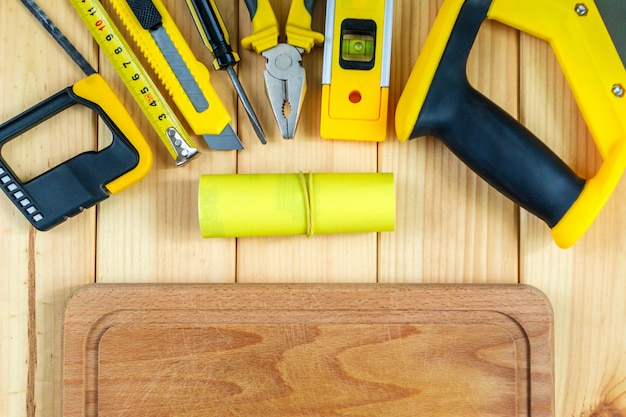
xmin=320 ymin=0 xmax=394 ymax=141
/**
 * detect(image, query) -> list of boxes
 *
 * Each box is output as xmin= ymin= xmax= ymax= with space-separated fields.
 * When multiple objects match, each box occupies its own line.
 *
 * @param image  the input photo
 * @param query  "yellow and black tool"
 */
xmin=320 ymin=0 xmax=394 ymax=141
xmin=185 ymin=0 xmax=267 ymax=145
xmin=0 ymin=0 xmax=152 ymax=231
xmin=71 ymin=0 xmax=199 ymax=164
xmin=396 ymin=0 xmax=626 ymax=248
xmin=110 ymin=0 xmax=246 ymax=150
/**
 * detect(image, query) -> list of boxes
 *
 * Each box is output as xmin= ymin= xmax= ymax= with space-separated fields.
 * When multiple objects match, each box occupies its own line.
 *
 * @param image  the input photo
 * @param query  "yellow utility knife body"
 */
xmin=111 ymin=0 xmax=244 ymax=150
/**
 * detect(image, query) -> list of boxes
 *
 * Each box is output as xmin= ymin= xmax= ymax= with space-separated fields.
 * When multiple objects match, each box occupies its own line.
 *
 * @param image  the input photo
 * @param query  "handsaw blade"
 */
xmin=595 ymin=0 xmax=626 ymax=69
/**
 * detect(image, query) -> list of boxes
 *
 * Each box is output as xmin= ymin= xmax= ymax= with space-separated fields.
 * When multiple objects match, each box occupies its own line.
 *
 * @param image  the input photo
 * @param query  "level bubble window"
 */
xmin=339 ymin=19 xmax=376 ymax=70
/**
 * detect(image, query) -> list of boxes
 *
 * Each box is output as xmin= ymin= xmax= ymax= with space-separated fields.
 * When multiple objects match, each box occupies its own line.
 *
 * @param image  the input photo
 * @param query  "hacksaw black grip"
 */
xmin=411 ymin=0 xmax=586 ymax=227
xmin=0 ymin=84 xmax=139 ymax=231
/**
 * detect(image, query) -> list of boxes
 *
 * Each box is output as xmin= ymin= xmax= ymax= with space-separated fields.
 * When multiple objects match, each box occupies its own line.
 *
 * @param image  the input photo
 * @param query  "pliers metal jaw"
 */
xmin=263 ymin=44 xmax=306 ymax=139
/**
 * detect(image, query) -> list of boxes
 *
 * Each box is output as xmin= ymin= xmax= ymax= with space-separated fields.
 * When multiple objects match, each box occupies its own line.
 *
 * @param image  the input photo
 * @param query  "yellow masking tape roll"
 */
xmin=199 ymin=173 xmax=395 ymax=238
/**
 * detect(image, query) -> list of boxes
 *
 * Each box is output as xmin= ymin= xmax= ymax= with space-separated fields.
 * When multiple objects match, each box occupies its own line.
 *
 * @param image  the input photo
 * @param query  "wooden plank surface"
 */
xmin=0 ymin=2 xmax=98 ymax=417
xmin=0 ymin=0 xmax=624 ymax=416
xmin=62 ymin=284 xmax=553 ymax=417
xmin=519 ymin=35 xmax=626 ymax=417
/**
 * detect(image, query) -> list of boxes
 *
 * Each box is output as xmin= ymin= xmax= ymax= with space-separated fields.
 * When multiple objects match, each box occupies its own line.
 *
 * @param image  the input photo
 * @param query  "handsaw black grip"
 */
xmin=414 ymin=80 xmax=585 ymax=227
xmin=410 ymin=0 xmax=586 ymax=227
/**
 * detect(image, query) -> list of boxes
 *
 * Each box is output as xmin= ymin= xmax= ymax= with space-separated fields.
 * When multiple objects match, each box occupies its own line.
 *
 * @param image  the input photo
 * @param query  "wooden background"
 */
xmin=0 ymin=0 xmax=624 ymax=416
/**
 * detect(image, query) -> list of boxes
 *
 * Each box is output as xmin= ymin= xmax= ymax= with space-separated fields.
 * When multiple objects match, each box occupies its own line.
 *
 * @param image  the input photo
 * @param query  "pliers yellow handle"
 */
xmin=241 ymin=0 xmax=280 ymax=53
xmin=242 ymin=0 xmax=324 ymax=54
xmin=286 ymin=0 xmax=325 ymax=52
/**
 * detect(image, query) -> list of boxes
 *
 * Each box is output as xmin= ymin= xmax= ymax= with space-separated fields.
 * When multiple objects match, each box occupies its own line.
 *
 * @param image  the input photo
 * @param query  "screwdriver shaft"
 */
xmin=186 ymin=0 xmax=267 ymax=144
xmin=226 ymin=66 xmax=266 ymax=144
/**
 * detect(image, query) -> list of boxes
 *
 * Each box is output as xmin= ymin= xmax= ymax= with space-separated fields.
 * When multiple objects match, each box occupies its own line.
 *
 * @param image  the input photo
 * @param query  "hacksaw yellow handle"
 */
xmin=73 ymin=74 xmax=153 ymax=193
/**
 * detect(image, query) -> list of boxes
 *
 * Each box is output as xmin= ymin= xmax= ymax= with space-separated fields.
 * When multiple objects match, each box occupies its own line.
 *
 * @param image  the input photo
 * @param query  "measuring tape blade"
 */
xmin=70 ymin=0 xmax=198 ymax=165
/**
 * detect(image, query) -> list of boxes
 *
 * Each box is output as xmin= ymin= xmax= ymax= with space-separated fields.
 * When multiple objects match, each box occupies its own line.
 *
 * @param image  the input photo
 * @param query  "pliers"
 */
xmin=242 ymin=0 xmax=324 ymax=139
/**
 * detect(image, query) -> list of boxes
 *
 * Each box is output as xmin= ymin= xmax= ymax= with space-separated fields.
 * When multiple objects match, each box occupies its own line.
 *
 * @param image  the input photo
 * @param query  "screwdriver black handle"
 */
xmin=185 ymin=0 xmax=267 ymax=144
xmin=185 ymin=0 xmax=239 ymax=69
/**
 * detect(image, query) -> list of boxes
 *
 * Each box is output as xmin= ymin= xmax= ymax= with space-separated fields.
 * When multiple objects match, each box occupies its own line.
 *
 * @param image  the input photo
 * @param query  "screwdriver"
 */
xmin=185 ymin=0 xmax=267 ymax=145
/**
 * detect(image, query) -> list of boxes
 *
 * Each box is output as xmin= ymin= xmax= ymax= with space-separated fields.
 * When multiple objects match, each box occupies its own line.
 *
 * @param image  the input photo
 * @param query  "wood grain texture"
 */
xmin=378 ymin=1 xmax=519 ymax=284
xmin=63 ymin=284 xmax=553 ymax=417
xmin=518 ymin=35 xmax=626 ymax=417
xmin=0 ymin=0 xmax=625 ymax=417
xmin=94 ymin=0 xmax=238 ymax=284
xmin=0 ymin=2 xmax=98 ymax=417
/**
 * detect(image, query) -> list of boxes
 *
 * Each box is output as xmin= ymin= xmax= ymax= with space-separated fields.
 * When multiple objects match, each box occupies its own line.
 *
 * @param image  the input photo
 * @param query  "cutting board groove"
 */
xmin=63 ymin=284 xmax=553 ymax=416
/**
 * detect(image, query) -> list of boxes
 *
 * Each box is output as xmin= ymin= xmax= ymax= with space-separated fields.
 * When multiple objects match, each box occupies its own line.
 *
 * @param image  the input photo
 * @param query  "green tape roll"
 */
xmin=198 ymin=173 xmax=395 ymax=238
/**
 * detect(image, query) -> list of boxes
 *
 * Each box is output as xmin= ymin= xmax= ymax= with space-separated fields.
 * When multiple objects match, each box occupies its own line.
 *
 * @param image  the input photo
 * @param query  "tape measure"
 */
xmin=70 ymin=0 xmax=198 ymax=165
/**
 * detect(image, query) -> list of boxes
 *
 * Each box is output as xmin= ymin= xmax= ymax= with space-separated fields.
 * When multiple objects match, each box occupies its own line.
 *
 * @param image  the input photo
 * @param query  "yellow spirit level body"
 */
xmin=320 ymin=0 xmax=394 ymax=141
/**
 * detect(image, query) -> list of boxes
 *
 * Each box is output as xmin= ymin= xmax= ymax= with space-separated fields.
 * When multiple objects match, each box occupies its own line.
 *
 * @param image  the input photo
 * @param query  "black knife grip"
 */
xmin=126 ymin=0 xmax=162 ymax=30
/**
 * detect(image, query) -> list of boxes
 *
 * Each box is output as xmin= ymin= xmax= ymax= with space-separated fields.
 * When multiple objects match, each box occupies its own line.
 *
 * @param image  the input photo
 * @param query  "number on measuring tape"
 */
xmin=71 ymin=0 xmax=197 ymax=164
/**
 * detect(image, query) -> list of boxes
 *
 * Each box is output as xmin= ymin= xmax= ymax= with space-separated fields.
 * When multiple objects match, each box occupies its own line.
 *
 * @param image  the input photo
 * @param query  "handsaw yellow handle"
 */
xmin=286 ymin=0 xmax=324 ymax=53
xmin=241 ymin=0 xmax=280 ymax=53
xmin=488 ymin=0 xmax=626 ymax=247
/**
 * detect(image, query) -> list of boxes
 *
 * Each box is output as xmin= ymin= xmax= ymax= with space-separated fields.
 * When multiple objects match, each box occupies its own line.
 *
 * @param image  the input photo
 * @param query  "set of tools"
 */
xmin=1 ymin=0 xmax=275 ymax=230
xmin=2 ymin=0 xmax=626 ymax=248
xmin=0 ymin=0 xmax=153 ymax=230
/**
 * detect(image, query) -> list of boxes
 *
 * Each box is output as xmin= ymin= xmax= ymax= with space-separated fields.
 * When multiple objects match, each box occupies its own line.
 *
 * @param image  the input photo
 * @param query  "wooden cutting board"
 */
xmin=63 ymin=284 xmax=553 ymax=417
